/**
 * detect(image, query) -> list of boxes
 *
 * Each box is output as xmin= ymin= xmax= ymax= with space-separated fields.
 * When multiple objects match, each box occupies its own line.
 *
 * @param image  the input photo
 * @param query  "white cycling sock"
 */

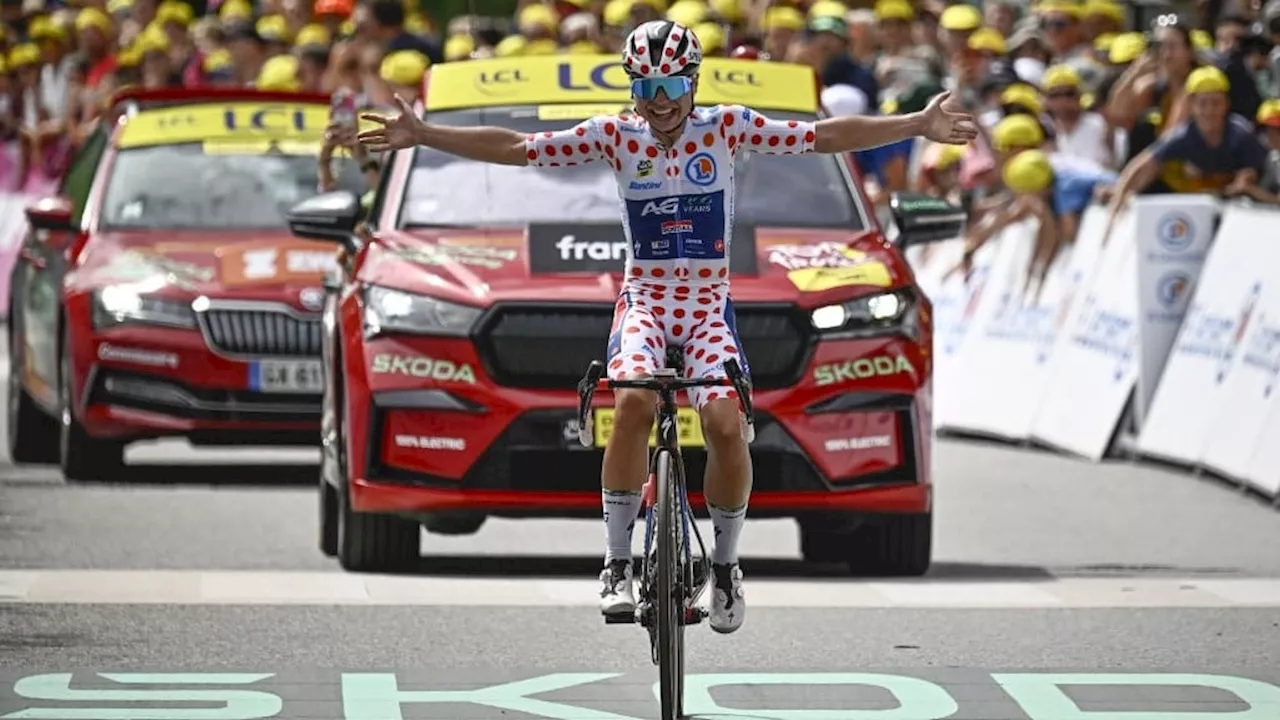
xmin=602 ymin=489 xmax=643 ymax=563
xmin=708 ymin=502 xmax=747 ymax=566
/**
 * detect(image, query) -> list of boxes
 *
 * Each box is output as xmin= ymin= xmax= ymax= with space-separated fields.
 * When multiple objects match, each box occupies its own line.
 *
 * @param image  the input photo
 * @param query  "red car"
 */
xmin=7 ymin=88 xmax=363 ymax=481
xmin=286 ymin=56 xmax=964 ymax=575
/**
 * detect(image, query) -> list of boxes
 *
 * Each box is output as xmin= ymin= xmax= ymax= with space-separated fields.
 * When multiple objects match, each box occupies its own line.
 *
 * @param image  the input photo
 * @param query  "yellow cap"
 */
xmin=257 ymin=54 xmax=300 ymax=91
xmin=1000 ymin=83 xmax=1043 ymax=115
xmin=340 ymin=18 xmax=357 ymax=37
xmin=404 ymin=13 xmax=430 ymax=35
xmin=1003 ymin=148 xmax=1053 ymax=193
xmin=967 ymin=27 xmax=1006 ymax=54
xmin=137 ymin=22 xmax=170 ymax=54
xmin=764 ymin=5 xmax=805 ymax=31
xmin=931 ymin=143 xmax=966 ymax=171
xmin=809 ymin=0 xmax=847 ymax=20
xmin=709 ymin=0 xmax=741 ymax=23
xmin=1257 ymin=98 xmax=1280 ymax=127
xmin=693 ymin=21 xmax=724 ymax=53
xmin=7 ymin=43 xmax=41 ymax=68
xmin=256 ymin=15 xmax=291 ymax=43
xmin=565 ymin=39 xmax=601 ymax=54
xmin=1190 ymin=28 xmax=1212 ymax=52
xmin=117 ymin=43 xmax=143 ymax=67
xmin=295 ymin=24 xmax=331 ymax=48
xmin=518 ymin=4 xmax=558 ymax=32
xmin=219 ymin=0 xmax=252 ymax=21
xmin=29 ymin=15 xmax=67 ymax=42
xmin=494 ymin=34 xmax=527 ymax=57
xmin=1185 ymin=65 xmax=1228 ymax=95
xmin=939 ymin=4 xmax=981 ymax=31
xmin=633 ymin=0 xmax=668 ymax=10
xmin=874 ymin=0 xmax=914 ymax=21
xmin=1108 ymin=31 xmax=1145 ymax=63
xmin=107 ymin=0 xmax=132 ymax=14
xmin=156 ymin=1 xmax=194 ymax=26
xmin=524 ymin=38 xmax=560 ymax=55
xmin=203 ymin=47 xmax=232 ymax=73
xmin=1037 ymin=1 xmax=1081 ymax=19
xmin=75 ymin=7 xmax=113 ymax=34
xmin=380 ymin=49 xmax=429 ymax=86
xmin=1080 ymin=91 xmax=1095 ymax=109
xmin=1093 ymin=32 xmax=1116 ymax=52
xmin=1083 ymin=0 xmax=1123 ymax=23
xmin=444 ymin=33 xmax=475 ymax=61
xmin=604 ymin=0 xmax=634 ymax=26
xmin=1041 ymin=64 xmax=1081 ymax=92
xmin=991 ymin=113 xmax=1045 ymax=152
xmin=667 ymin=0 xmax=708 ymax=26
xmin=880 ymin=97 xmax=900 ymax=114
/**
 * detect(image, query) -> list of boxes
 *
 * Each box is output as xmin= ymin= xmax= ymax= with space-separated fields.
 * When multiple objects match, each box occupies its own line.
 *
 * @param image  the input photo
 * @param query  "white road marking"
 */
xmin=2 ymin=571 xmax=1280 ymax=608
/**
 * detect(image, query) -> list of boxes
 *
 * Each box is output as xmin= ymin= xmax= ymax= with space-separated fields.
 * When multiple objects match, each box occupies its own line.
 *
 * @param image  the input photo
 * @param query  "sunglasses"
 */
xmin=631 ymin=76 xmax=693 ymax=101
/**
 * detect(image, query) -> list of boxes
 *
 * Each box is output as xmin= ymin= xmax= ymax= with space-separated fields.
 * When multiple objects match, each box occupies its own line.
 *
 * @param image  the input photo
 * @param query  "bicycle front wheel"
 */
xmin=654 ymin=449 xmax=685 ymax=720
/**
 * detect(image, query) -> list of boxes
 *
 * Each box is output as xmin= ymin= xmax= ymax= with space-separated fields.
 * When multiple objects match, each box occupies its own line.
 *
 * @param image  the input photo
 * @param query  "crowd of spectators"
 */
xmin=4 ymin=0 xmax=1280 ymax=259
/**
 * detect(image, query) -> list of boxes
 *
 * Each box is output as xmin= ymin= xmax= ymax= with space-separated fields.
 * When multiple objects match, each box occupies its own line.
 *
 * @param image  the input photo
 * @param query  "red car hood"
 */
xmin=71 ymin=230 xmax=338 ymax=299
xmin=363 ymin=227 xmax=910 ymax=308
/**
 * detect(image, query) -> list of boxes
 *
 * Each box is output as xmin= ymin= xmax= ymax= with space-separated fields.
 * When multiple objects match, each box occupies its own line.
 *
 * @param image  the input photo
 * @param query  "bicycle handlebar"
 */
xmin=574 ymin=358 xmax=756 ymax=448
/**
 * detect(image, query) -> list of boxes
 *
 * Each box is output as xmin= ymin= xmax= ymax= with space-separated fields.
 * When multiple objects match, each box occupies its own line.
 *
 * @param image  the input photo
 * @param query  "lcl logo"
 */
xmin=473 ymin=68 xmax=529 ymax=96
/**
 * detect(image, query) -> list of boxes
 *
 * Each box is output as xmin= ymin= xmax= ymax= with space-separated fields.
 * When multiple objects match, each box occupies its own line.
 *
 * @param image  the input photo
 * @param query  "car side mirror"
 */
xmin=25 ymin=196 xmax=76 ymax=233
xmin=286 ymin=191 xmax=361 ymax=253
xmin=888 ymin=192 xmax=967 ymax=249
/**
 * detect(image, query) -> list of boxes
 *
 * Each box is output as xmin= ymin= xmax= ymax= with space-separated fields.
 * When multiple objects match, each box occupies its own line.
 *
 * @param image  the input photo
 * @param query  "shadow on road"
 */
xmin=404 ymin=554 xmax=1053 ymax=580
xmin=0 ymin=463 xmax=319 ymax=486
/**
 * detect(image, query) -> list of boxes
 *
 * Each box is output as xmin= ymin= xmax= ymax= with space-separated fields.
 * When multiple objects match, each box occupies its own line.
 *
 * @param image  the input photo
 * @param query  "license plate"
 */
xmin=592 ymin=407 xmax=704 ymax=448
xmin=249 ymin=359 xmax=323 ymax=394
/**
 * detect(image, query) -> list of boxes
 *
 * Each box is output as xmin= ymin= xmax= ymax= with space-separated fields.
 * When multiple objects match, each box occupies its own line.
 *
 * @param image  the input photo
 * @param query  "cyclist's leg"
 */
xmin=685 ymin=290 xmax=751 ymax=634
xmin=599 ymin=290 xmax=664 ymax=613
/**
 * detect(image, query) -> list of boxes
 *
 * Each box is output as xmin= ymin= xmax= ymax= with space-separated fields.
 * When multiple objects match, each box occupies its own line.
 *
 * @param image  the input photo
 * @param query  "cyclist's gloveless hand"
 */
xmin=358 ymin=95 xmax=423 ymax=153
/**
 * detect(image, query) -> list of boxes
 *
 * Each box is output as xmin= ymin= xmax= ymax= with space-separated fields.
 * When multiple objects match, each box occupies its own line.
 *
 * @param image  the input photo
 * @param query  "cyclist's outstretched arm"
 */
xmin=813 ymin=91 xmax=977 ymax=153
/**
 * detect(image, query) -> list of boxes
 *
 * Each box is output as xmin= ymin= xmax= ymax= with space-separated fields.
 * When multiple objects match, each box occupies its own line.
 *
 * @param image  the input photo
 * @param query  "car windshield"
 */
xmin=399 ymin=107 xmax=863 ymax=230
xmin=100 ymin=142 xmax=365 ymax=230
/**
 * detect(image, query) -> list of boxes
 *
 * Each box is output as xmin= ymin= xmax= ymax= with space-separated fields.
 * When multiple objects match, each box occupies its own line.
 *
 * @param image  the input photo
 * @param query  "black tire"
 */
xmin=331 ymin=371 xmax=419 ymax=573
xmin=847 ymin=512 xmax=933 ymax=577
xmin=654 ymin=449 xmax=685 ymax=720
xmin=422 ymin=513 xmax=486 ymax=536
xmin=319 ymin=475 xmax=338 ymax=557
xmin=7 ymin=330 xmax=59 ymax=464
xmin=58 ymin=328 xmax=125 ymax=482
xmin=799 ymin=524 xmax=851 ymax=565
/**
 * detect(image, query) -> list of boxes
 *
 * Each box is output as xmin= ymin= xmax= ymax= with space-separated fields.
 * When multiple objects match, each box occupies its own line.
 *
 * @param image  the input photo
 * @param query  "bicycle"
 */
xmin=575 ymin=353 xmax=755 ymax=720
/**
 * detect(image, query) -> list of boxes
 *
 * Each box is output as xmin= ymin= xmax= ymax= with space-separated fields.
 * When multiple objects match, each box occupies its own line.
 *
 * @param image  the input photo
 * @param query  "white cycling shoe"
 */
xmin=709 ymin=562 xmax=745 ymax=634
xmin=599 ymin=559 xmax=636 ymax=615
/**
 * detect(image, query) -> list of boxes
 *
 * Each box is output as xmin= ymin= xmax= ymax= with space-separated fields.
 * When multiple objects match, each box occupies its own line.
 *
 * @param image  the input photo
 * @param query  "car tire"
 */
xmin=798 ymin=525 xmax=852 ymax=565
xmin=58 ymin=329 xmax=125 ymax=483
xmin=319 ymin=476 xmax=339 ymax=557
xmin=847 ymin=512 xmax=932 ymax=577
xmin=330 ymin=369 xmax=418 ymax=573
xmin=7 ymin=332 xmax=59 ymax=465
xmin=422 ymin=513 xmax=486 ymax=536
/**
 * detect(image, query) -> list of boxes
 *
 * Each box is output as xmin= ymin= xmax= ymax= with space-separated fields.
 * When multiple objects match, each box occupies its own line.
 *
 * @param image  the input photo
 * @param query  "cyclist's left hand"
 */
xmin=922 ymin=91 xmax=979 ymax=145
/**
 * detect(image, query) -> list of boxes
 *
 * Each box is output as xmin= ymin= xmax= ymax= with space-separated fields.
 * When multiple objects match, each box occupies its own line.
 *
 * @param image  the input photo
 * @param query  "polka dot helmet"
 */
xmin=622 ymin=20 xmax=703 ymax=79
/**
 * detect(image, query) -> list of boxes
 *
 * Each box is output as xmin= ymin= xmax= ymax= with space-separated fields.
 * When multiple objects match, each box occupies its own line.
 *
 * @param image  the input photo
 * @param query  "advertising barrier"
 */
xmin=1132 ymin=195 xmax=1219 ymax=431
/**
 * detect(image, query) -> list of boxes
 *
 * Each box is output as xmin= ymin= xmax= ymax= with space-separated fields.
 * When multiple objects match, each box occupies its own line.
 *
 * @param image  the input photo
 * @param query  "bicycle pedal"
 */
xmin=602 ymin=610 xmax=636 ymax=624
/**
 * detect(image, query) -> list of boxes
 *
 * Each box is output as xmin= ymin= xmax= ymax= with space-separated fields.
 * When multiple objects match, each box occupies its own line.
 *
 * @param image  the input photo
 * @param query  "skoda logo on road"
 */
xmin=299 ymin=287 xmax=325 ymax=311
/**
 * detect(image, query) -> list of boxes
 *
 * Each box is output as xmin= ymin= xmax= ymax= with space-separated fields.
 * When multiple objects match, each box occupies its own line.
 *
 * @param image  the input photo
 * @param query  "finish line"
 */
xmin=3 ymin=670 xmax=1280 ymax=719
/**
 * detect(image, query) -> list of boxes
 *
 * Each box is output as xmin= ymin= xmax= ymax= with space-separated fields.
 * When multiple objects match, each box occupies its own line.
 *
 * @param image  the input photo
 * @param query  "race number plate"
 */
xmin=592 ymin=407 xmax=704 ymax=448
xmin=249 ymin=359 xmax=323 ymax=394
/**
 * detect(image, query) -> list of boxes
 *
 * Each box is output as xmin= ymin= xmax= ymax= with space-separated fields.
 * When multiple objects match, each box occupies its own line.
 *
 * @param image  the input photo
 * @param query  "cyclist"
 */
xmin=359 ymin=21 xmax=976 ymax=634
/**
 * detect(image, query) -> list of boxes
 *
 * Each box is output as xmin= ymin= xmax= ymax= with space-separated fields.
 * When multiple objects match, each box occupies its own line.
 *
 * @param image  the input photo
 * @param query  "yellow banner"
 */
xmin=426 ymin=55 xmax=818 ymax=115
xmin=118 ymin=102 xmax=378 ymax=149
xmin=593 ymin=407 xmax=704 ymax=448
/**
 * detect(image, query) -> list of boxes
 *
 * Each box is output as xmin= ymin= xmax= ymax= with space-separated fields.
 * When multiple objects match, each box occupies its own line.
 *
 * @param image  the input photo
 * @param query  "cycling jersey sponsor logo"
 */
xmin=629 ymin=181 xmax=663 ymax=190
xmin=370 ymin=354 xmax=477 ymax=384
xmin=813 ymin=354 xmax=915 ymax=386
xmin=685 ymin=152 xmax=718 ymax=186
xmin=636 ymin=159 xmax=653 ymax=178
xmin=625 ymin=192 xmax=726 ymax=260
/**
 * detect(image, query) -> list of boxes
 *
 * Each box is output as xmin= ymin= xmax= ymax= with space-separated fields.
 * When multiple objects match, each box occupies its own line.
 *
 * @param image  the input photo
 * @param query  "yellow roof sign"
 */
xmin=425 ymin=55 xmax=819 ymax=114
xmin=118 ymin=102 xmax=332 ymax=148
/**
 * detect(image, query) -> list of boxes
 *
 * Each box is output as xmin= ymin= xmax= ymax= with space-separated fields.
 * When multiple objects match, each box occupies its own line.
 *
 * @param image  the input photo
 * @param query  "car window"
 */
xmin=61 ymin=126 xmax=109 ymax=225
xmin=99 ymin=142 xmax=365 ymax=230
xmin=398 ymin=107 xmax=862 ymax=230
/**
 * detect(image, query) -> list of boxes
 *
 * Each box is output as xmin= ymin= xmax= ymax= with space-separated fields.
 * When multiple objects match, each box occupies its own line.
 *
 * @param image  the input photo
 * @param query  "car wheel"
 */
xmin=58 ymin=329 xmax=125 ymax=482
xmin=7 ymin=332 xmax=59 ymax=465
xmin=319 ymin=474 xmax=339 ymax=557
xmin=331 ymin=371 xmax=418 ymax=573
xmin=847 ymin=512 xmax=933 ymax=577
xmin=422 ymin=513 xmax=486 ymax=536
xmin=798 ymin=524 xmax=853 ymax=565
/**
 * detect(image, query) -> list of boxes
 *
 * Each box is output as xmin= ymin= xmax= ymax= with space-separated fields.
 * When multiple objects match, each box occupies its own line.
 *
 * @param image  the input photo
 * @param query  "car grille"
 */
xmin=198 ymin=307 xmax=322 ymax=357
xmin=475 ymin=303 xmax=812 ymax=389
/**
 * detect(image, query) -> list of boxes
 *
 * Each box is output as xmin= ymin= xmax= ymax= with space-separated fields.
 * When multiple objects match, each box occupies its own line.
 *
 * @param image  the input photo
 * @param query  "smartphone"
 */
xmin=330 ymin=88 xmax=357 ymax=129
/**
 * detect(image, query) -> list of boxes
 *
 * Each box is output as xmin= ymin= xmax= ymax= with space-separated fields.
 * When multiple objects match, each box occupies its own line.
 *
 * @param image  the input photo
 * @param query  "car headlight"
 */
xmin=810 ymin=290 xmax=918 ymax=339
xmin=93 ymin=285 xmax=197 ymax=330
xmin=363 ymin=285 xmax=482 ymax=338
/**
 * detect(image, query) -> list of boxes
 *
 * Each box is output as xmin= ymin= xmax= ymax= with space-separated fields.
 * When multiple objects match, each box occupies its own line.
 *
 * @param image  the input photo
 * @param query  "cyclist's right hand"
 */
xmin=358 ymin=95 xmax=423 ymax=153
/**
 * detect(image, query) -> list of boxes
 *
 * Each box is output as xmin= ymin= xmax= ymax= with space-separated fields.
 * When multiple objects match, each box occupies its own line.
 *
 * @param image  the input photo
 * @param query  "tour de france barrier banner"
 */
xmin=1136 ymin=203 xmax=1280 ymax=498
xmin=1131 ymin=195 xmax=1220 ymax=431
